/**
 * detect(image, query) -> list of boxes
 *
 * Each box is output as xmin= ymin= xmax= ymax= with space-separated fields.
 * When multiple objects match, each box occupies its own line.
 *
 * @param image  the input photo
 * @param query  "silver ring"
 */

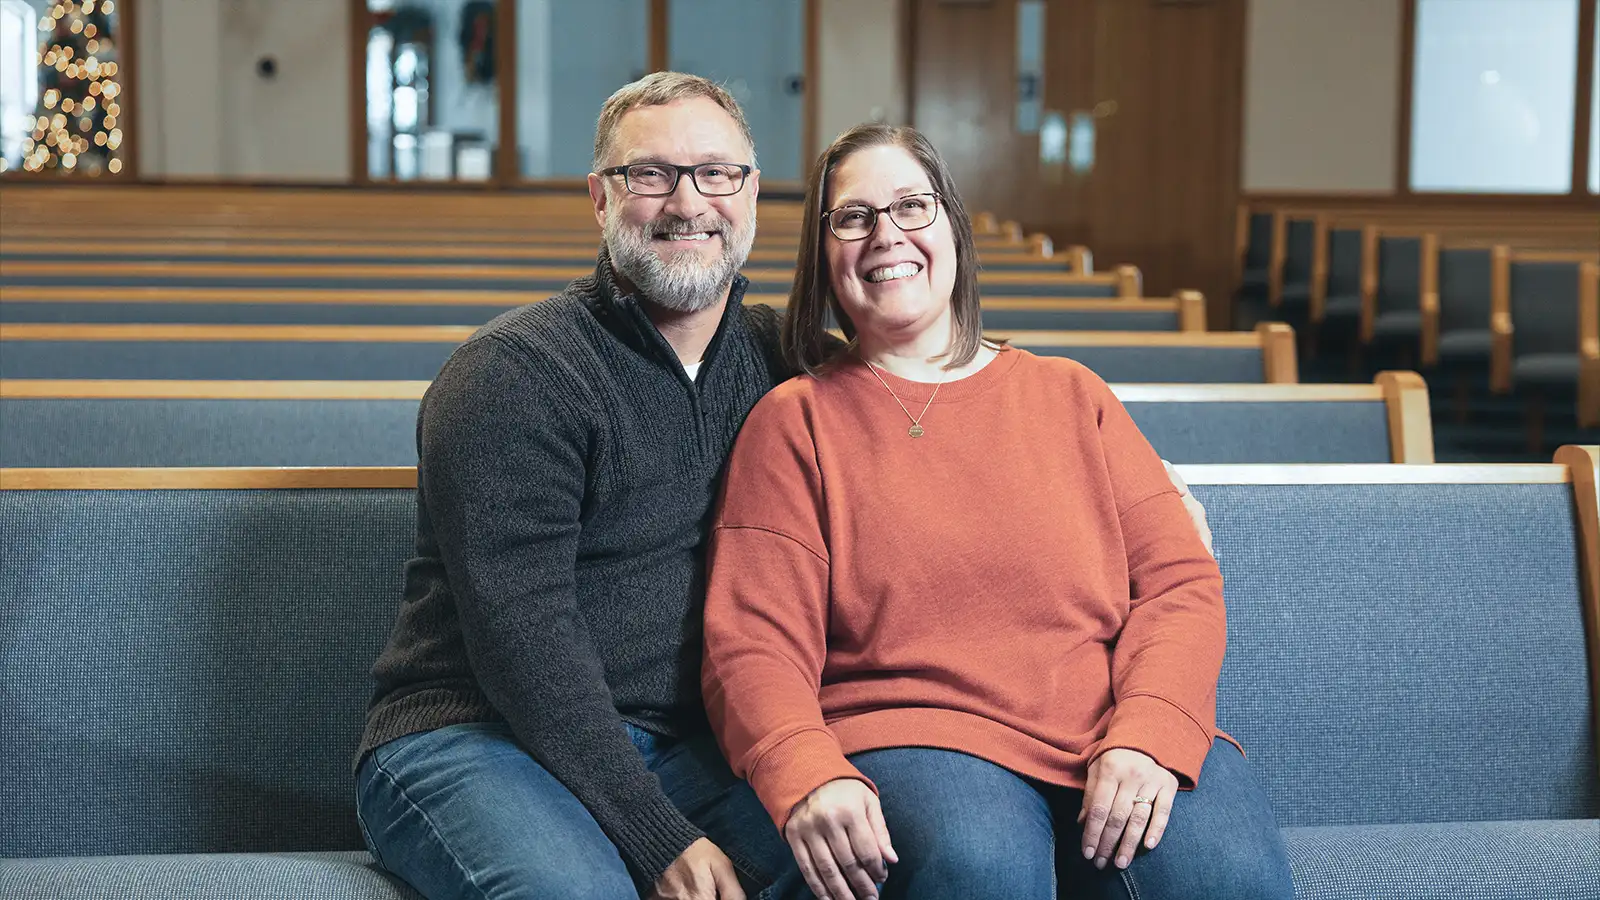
xmin=1131 ymin=797 xmax=1155 ymax=806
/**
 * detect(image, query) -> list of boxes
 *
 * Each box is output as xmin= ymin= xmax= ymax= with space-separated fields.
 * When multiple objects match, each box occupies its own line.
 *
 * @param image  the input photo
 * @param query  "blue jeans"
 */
xmin=849 ymin=738 xmax=1294 ymax=900
xmin=355 ymin=722 xmax=797 ymax=900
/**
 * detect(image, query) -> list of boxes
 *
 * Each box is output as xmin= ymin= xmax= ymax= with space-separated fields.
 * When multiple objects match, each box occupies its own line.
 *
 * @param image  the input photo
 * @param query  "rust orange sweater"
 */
xmin=702 ymin=348 xmax=1228 ymax=828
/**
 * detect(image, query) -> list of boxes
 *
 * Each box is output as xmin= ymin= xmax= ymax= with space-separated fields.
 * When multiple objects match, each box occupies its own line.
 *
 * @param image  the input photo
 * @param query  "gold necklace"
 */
xmin=863 ymin=358 xmax=949 ymax=438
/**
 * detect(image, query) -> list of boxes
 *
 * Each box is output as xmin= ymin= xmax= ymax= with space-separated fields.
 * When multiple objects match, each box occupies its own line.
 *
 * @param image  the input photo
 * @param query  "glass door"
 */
xmin=667 ymin=0 xmax=805 ymax=181
xmin=363 ymin=0 xmax=500 ymax=182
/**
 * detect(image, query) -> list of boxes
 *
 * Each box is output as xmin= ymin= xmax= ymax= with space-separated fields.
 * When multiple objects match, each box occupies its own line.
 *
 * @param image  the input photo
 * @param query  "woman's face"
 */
xmin=823 ymin=144 xmax=958 ymax=347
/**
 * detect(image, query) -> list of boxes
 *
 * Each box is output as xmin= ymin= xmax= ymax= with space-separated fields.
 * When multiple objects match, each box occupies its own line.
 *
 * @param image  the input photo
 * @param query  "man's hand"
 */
xmin=785 ymin=778 xmax=897 ymax=900
xmin=1163 ymin=460 xmax=1213 ymax=555
xmin=650 ymin=837 xmax=746 ymax=900
xmin=1077 ymin=748 xmax=1180 ymax=872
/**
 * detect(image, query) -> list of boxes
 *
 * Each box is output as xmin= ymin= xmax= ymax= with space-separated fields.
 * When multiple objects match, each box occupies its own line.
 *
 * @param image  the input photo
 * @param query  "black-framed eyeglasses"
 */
xmin=822 ymin=192 xmax=942 ymax=241
xmin=599 ymin=162 xmax=753 ymax=197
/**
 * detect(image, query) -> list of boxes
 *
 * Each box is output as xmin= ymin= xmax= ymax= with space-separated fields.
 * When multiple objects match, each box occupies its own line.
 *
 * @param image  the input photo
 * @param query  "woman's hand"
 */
xmin=784 ymin=778 xmax=898 ymax=900
xmin=1078 ymin=748 xmax=1179 ymax=871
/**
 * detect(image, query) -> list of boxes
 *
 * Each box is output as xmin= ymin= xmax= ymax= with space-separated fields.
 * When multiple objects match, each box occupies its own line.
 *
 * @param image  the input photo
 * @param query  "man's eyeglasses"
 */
xmin=822 ymin=193 xmax=942 ymax=242
xmin=600 ymin=162 xmax=753 ymax=197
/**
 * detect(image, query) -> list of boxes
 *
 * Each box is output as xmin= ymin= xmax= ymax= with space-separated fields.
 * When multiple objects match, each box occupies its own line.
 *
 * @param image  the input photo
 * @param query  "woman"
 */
xmin=701 ymin=123 xmax=1292 ymax=900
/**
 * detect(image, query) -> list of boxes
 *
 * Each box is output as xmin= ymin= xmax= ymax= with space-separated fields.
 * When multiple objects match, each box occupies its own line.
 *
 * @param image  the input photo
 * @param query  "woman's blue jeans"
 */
xmin=847 ymin=737 xmax=1294 ymax=900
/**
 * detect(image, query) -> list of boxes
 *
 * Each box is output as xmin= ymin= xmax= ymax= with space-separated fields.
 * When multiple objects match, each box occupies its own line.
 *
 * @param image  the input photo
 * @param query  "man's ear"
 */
xmin=588 ymin=172 xmax=608 ymax=228
xmin=748 ymin=168 xmax=761 ymax=203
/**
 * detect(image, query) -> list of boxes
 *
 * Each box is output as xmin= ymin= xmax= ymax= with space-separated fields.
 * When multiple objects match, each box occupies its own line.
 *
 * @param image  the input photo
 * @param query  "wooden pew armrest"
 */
xmin=1419 ymin=291 xmax=1441 ymax=367
xmin=1490 ymin=312 xmax=1514 ymax=394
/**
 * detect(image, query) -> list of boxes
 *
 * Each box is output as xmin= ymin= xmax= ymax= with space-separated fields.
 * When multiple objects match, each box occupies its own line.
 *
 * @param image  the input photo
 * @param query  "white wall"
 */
xmin=1242 ymin=0 xmax=1402 ymax=192
xmin=138 ymin=0 xmax=349 ymax=180
xmin=815 ymin=0 xmax=905 ymax=156
xmin=132 ymin=0 xmax=900 ymax=181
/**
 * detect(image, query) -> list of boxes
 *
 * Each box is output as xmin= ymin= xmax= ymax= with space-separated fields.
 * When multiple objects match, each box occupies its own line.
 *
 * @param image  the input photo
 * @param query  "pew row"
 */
xmin=0 ymin=323 xmax=1297 ymax=384
xmin=0 ymin=260 xmax=1140 ymax=299
xmin=0 ymin=239 xmax=1093 ymax=273
xmin=0 ymin=291 xmax=1202 ymax=332
xmin=1 ymin=451 xmax=1594 ymax=899
xmin=0 ymin=371 xmax=1421 ymax=469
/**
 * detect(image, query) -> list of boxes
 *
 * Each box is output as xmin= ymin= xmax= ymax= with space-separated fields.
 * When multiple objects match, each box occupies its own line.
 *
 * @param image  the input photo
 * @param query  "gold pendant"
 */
xmin=908 ymin=424 xmax=925 ymax=438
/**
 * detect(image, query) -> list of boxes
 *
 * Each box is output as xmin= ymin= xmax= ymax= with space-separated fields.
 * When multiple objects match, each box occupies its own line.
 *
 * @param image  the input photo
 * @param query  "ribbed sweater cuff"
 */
xmin=750 ymin=727 xmax=875 ymax=830
xmin=612 ymin=792 xmax=707 ymax=892
xmin=1097 ymin=693 xmax=1213 ymax=788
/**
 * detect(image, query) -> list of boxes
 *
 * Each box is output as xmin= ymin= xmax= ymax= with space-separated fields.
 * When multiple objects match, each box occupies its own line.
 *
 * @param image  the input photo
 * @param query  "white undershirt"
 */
xmin=683 ymin=361 xmax=703 ymax=381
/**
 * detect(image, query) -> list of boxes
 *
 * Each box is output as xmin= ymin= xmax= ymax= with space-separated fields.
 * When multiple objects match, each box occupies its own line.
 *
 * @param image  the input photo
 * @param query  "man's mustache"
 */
xmin=648 ymin=216 xmax=730 ymax=238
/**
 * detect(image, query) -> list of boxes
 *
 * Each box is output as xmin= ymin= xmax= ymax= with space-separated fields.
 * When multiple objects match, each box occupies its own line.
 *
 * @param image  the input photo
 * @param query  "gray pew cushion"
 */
xmin=1279 ymin=284 xmax=1311 ymax=313
xmin=1438 ymin=249 xmax=1493 ymax=334
xmin=1513 ymin=353 xmax=1581 ymax=391
xmin=1324 ymin=230 xmax=1363 ymax=298
xmin=1371 ymin=311 xmax=1423 ymax=340
xmin=0 ymin=341 xmax=459 ymax=381
xmin=1 ymin=489 xmax=415 ymax=856
xmin=0 ymin=300 xmax=528 ymax=327
xmin=1375 ymin=237 xmax=1423 ymax=317
xmin=0 ymin=274 xmax=572 ymax=292
xmin=1127 ymin=401 xmax=1390 ymax=463
xmin=1244 ymin=213 xmax=1274 ymax=269
xmin=1196 ymin=481 xmax=1597 ymax=825
xmin=1322 ymin=294 xmax=1361 ymax=321
xmin=1021 ymin=346 xmax=1265 ymax=383
xmin=1435 ymin=330 xmax=1492 ymax=370
xmin=980 ymin=308 xmax=1178 ymax=331
xmin=1284 ymin=820 xmax=1600 ymax=900
xmin=0 ymin=852 xmax=419 ymax=900
xmin=1282 ymin=220 xmax=1315 ymax=287
xmin=980 ymin=282 xmax=1119 ymax=298
xmin=0 ymin=399 xmax=422 ymax=468
xmin=1510 ymin=261 xmax=1582 ymax=358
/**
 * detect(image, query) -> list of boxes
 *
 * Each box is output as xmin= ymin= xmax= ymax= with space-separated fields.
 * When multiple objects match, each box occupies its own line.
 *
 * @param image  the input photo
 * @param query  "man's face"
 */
xmin=588 ymin=97 xmax=761 ymax=313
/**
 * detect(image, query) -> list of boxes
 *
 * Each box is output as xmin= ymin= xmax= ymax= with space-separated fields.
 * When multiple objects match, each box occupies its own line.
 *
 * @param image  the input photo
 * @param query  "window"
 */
xmin=668 ymin=0 xmax=805 ymax=181
xmin=1591 ymin=11 xmax=1598 ymax=193
xmin=1410 ymin=0 xmax=1580 ymax=193
xmin=516 ymin=0 xmax=648 ymax=178
xmin=365 ymin=0 xmax=500 ymax=182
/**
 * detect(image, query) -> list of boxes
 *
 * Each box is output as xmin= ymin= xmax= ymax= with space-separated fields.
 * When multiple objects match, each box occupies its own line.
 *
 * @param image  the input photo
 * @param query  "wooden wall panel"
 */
xmin=908 ymin=0 xmax=1248 ymax=328
xmin=1086 ymin=0 xmax=1248 ymax=327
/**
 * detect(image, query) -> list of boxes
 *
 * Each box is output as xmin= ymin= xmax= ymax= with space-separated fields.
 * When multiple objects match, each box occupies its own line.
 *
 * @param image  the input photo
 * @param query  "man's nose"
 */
xmin=661 ymin=170 xmax=712 ymax=220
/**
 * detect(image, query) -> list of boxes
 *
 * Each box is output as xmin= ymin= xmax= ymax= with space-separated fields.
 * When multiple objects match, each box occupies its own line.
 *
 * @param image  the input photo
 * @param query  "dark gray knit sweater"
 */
xmin=359 ymin=250 xmax=789 ymax=887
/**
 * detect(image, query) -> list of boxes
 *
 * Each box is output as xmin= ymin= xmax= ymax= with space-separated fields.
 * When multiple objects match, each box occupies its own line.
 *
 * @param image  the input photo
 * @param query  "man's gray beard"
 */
xmin=604 ymin=210 xmax=756 ymax=313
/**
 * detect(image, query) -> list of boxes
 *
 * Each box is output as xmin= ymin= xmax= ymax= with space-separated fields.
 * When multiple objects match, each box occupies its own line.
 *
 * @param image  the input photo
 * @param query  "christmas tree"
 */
xmin=19 ymin=0 xmax=124 ymax=175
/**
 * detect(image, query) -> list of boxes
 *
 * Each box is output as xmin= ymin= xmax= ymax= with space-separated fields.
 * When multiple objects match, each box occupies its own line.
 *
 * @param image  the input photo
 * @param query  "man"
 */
xmin=356 ymin=72 xmax=794 ymax=900
xmin=355 ymin=72 xmax=1212 ymax=900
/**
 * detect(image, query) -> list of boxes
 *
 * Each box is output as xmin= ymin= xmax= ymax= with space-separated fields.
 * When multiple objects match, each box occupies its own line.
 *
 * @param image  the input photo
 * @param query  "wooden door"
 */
xmin=1082 ymin=0 xmax=1247 ymax=325
xmin=908 ymin=0 xmax=1247 ymax=326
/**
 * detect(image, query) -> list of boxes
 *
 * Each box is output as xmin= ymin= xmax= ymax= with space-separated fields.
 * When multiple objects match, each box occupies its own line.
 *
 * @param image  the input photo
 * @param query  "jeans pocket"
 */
xmin=353 ymin=756 xmax=387 ymax=869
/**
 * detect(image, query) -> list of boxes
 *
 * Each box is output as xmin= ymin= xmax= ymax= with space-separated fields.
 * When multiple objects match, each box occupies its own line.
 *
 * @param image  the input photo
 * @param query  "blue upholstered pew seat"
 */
xmin=2 ymin=453 xmax=1595 ymax=899
xmin=0 ymin=325 xmax=1293 ymax=384
xmin=0 ymin=376 xmax=1421 ymax=468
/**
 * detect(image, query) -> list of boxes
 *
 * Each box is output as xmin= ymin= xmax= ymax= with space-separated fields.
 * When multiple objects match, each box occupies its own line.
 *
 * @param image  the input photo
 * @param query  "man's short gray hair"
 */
xmin=592 ymin=72 xmax=758 ymax=173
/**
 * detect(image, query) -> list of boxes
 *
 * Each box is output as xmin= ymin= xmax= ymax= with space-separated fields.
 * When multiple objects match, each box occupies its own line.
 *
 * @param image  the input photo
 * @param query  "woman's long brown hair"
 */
xmin=781 ymin=124 xmax=984 ymax=376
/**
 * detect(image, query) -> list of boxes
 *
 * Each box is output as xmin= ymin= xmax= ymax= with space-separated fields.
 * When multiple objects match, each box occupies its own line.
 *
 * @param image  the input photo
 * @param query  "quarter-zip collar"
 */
xmin=583 ymin=245 xmax=752 ymax=383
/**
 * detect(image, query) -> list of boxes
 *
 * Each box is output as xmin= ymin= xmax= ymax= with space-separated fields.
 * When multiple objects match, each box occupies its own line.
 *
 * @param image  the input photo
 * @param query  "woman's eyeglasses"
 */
xmin=822 ymin=192 xmax=942 ymax=241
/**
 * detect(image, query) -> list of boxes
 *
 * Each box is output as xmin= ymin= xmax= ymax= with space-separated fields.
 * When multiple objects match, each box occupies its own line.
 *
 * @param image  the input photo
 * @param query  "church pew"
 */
xmin=0 ymin=322 xmax=1295 ymax=384
xmin=1 ymin=370 xmax=1418 ymax=469
xmin=1489 ymin=255 xmax=1600 ymax=431
xmin=0 ymin=238 xmax=1089 ymax=272
xmin=0 ymin=291 xmax=1199 ymax=332
xmin=0 ymin=260 xmax=1139 ymax=298
xmin=1 ymin=449 xmax=1593 ymax=899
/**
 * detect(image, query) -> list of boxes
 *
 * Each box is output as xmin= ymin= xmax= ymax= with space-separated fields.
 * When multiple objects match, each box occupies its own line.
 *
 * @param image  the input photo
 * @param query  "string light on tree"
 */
xmin=22 ymin=0 xmax=123 ymax=174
